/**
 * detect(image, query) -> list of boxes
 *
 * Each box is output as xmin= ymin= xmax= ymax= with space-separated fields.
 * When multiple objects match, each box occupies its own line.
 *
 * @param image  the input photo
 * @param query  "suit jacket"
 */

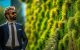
xmin=0 ymin=22 xmax=28 ymax=50
xmin=0 ymin=26 xmax=3 ymax=50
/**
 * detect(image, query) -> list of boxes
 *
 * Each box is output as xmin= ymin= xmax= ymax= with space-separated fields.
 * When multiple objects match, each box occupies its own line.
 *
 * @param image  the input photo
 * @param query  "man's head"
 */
xmin=4 ymin=6 xmax=17 ymax=21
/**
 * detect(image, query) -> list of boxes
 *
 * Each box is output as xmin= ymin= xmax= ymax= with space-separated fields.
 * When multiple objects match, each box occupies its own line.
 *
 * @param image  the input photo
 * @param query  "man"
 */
xmin=0 ymin=6 xmax=28 ymax=50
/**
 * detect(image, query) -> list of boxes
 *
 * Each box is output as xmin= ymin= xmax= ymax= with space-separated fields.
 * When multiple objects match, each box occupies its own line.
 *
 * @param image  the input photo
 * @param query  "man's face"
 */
xmin=8 ymin=9 xmax=16 ymax=20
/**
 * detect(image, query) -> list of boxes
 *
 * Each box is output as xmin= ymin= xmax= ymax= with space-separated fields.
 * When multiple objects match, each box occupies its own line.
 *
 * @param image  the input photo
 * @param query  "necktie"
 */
xmin=11 ymin=23 xmax=15 ymax=47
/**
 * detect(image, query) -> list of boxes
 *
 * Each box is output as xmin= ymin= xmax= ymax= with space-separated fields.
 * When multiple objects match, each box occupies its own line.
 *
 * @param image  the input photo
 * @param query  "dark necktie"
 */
xmin=11 ymin=23 xmax=15 ymax=47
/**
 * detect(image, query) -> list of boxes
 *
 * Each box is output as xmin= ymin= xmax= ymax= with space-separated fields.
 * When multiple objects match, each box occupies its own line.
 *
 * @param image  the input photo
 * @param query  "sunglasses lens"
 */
xmin=12 ymin=12 xmax=16 ymax=14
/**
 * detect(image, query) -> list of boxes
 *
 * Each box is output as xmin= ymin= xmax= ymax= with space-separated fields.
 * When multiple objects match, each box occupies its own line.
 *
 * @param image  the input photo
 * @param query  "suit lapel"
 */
xmin=3 ymin=23 xmax=9 ymax=44
xmin=15 ymin=23 xmax=20 ymax=38
xmin=4 ymin=23 xmax=9 ymax=36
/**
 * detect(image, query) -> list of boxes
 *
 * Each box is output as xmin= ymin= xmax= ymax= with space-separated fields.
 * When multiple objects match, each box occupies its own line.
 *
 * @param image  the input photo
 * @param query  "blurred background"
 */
xmin=0 ymin=0 xmax=80 ymax=50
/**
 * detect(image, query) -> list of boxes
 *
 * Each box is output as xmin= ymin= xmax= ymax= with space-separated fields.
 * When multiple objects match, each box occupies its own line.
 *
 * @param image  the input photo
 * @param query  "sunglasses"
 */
xmin=11 ymin=12 xmax=16 ymax=15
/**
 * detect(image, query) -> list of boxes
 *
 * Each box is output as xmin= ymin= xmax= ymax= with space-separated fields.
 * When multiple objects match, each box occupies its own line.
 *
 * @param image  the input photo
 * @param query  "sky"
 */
xmin=22 ymin=3 xmax=26 ymax=17
xmin=0 ymin=0 xmax=11 ymax=8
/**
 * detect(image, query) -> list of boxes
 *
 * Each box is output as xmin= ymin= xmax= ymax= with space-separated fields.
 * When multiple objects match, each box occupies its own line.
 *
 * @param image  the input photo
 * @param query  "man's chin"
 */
xmin=13 ymin=18 xmax=16 ymax=20
xmin=11 ymin=17 xmax=16 ymax=20
xmin=10 ymin=18 xmax=16 ymax=21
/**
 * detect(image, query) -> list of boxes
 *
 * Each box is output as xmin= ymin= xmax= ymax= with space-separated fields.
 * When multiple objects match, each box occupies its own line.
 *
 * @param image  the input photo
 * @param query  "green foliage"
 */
xmin=58 ymin=40 xmax=64 ymax=50
xmin=0 ymin=7 xmax=5 ymax=24
xmin=77 ymin=37 xmax=80 ymax=50
xmin=25 ymin=0 xmax=80 ymax=50
xmin=67 ymin=17 xmax=75 ymax=31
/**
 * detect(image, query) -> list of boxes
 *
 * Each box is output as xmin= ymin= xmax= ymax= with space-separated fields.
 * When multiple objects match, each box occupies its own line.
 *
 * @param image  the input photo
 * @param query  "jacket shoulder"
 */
xmin=0 ymin=23 xmax=7 ymax=27
xmin=16 ymin=23 xmax=22 ymax=26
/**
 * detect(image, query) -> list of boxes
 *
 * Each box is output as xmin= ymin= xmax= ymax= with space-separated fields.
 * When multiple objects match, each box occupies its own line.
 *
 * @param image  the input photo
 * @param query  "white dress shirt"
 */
xmin=6 ymin=21 xmax=20 ymax=47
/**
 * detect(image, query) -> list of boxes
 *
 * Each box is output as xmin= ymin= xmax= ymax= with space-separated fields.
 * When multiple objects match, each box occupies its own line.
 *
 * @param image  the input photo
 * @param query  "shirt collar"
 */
xmin=6 ymin=21 xmax=16 ymax=25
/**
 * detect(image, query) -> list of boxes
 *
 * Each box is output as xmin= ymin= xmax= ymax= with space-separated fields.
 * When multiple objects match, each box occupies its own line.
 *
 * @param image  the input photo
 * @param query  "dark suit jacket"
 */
xmin=0 ymin=22 xmax=28 ymax=50
xmin=0 ymin=26 xmax=3 ymax=50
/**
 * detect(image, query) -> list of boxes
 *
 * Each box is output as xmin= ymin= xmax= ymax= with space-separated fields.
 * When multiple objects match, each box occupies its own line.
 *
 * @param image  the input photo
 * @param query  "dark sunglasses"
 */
xmin=11 ymin=12 xmax=16 ymax=15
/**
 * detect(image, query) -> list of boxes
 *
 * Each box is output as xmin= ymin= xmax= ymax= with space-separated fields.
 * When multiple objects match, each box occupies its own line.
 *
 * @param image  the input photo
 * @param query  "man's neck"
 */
xmin=7 ymin=20 xmax=16 ymax=23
